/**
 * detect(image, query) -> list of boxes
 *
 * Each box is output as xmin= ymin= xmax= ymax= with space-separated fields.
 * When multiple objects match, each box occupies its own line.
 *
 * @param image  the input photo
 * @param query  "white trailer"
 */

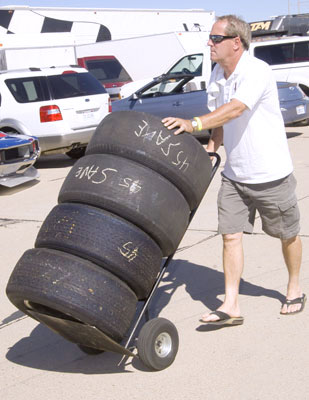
xmin=0 ymin=44 xmax=76 ymax=71
xmin=0 ymin=6 xmax=215 ymax=44
xmin=0 ymin=32 xmax=77 ymax=49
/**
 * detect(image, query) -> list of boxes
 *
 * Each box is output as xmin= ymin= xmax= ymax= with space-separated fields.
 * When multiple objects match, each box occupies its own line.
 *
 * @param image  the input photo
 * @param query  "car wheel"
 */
xmin=6 ymin=248 xmax=138 ymax=343
xmin=86 ymin=111 xmax=213 ymax=210
xmin=66 ymin=147 xmax=86 ymax=159
xmin=35 ymin=203 xmax=163 ymax=299
xmin=137 ymin=318 xmax=179 ymax=370
xmin=58 ymin=153 xmax=190 ymax=256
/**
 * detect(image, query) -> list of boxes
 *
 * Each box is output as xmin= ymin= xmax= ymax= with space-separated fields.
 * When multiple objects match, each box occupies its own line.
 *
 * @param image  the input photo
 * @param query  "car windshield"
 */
xmin=140 ymin=77 xmax=191 ymax=97
xmin=48 ymin=72 xmax=107 ymax=99
xmin=168 ymin=53 xmax=203 ymax=76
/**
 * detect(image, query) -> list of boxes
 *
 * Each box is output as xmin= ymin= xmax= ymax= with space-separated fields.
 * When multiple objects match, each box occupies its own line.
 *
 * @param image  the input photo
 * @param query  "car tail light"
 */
xmin=40 ymin=105 xmax=63 ymax=122
xmin=108 ymin=97 xmax=112 ymax=113
xmin=31 ymin=140 xmax=39 ymax=152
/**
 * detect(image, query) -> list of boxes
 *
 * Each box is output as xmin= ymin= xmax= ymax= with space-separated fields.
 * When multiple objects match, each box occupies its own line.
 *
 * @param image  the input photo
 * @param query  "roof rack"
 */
xmin=250 ymin=14 xmax=309 ymax=38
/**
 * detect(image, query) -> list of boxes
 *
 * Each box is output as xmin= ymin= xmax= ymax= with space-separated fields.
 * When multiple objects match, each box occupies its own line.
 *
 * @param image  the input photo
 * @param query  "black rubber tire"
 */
xmin=35 ymin=203 xmax=163 ymax=299
xmin=6 ymin=248 xmax=137 ymax=343
xmin=137 ymin=318 xmax=179 ymax=370
xmin=86 ymin=111 xmax=213 ymax=210
xmin=58 ymin=153 xmax=190 ymax=256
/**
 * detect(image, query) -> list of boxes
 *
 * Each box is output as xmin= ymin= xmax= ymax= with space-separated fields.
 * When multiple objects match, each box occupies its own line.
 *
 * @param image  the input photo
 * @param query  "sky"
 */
xmin=1 ymin=0 xmax=309 ymax=23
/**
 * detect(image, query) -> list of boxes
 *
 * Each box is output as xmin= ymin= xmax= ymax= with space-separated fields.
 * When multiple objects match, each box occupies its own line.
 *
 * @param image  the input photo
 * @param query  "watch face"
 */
xmin=191 ymin=120 xmax=198 ymax=127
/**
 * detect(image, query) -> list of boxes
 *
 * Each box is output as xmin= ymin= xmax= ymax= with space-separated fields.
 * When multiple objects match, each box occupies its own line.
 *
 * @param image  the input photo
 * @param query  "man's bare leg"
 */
xmin=280 ymin=235 xmax=303 ymax=314
xmin=200 ymin=232 xmax=244 ymax=322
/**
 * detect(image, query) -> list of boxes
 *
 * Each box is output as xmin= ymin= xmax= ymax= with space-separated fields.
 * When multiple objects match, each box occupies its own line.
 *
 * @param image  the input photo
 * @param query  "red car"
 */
xmin=78 ymin=55 xmax=132 ymax=101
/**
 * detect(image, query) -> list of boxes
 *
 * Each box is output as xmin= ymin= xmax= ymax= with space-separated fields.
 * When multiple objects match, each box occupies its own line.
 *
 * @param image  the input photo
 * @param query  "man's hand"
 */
xmin=162 ymin=117 xmax=193 ymax=135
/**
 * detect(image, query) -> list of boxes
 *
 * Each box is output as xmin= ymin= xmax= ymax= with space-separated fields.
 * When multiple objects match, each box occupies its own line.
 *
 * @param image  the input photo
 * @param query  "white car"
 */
xmin=0 ymin=66 xmax=110 ymax=158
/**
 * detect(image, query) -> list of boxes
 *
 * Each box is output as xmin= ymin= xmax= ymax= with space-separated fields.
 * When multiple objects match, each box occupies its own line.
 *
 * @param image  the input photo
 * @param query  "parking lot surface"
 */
xmin=1 ymin=126 xmax=308 ymax=400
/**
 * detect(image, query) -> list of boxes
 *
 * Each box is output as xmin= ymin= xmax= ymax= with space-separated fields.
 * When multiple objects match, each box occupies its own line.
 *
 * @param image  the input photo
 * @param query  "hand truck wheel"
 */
xmin=137 ymin=317 xmax=179 ymax=370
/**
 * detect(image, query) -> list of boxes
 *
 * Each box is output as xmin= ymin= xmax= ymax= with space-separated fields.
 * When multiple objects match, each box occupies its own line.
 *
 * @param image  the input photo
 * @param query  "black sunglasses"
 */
xmin=209 ymin=34 xmax=237 ymax=43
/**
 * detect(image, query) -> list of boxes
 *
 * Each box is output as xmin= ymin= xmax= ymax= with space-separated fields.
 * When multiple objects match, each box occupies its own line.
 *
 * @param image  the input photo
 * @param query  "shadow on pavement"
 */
xmin=0 ymin=178 xmax=40 ymax=196
xmin=0 ymin=310 xmax=25 ymax=327
xmin=5 ymin=259 xmax=285 ymax=374
xmin=35 ymin=154 xmax=76 ymax=169
xmin=149 ymin=259 xmax=285 ymax=318
xmin=6 ymin=322 xmax=133 ymax=375
xmin=286 ymin=131 xmax=303 ymax=139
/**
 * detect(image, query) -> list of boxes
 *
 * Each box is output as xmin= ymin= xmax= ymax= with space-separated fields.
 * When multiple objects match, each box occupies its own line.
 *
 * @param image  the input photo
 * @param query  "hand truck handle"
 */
xmin=207 ymin=152 xmax=221 ymax=182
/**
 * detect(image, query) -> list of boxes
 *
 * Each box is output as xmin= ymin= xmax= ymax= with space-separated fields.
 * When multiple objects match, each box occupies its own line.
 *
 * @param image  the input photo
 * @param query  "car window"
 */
xmin=48 ymin=72 xmax=107 ymax=99
xmin=294 ymin=41 xmax=309 ymax=62
xmin=5 ymin=76 xmax=50 ymax=103
xmin=254 ymin=41 xmax=309 ymax=65
xmin=85 ymin=59 xmax=132 ymax=84
xmin=168 ymin=54 xmax=203 ymax=76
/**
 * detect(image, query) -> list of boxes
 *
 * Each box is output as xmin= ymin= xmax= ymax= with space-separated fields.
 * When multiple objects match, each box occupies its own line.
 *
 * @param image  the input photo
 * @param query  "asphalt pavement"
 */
xmin=0 ymin=125 xmax=308 ymax=400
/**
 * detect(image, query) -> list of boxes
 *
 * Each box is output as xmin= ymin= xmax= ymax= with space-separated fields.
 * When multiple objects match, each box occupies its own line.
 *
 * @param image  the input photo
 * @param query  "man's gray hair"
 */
xmin=217 ymin=15 xmax=251 ymax=50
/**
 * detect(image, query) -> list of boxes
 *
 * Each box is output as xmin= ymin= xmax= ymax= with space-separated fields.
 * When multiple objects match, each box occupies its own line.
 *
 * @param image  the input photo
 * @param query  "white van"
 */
xmin=249 ymin=36 xmax=309 ymax=95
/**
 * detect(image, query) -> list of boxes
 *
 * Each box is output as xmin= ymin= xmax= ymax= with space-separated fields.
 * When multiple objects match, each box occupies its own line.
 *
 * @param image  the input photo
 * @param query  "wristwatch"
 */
xmin=190 ymin=119 xmax=198 ymax=132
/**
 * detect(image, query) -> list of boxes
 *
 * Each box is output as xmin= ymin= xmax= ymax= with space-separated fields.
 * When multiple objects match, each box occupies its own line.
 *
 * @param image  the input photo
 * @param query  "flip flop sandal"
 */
xmin=199 ymin=310 xmax=244 ymax=326
xmin=280 ymin=293 xmax=307 ymax=315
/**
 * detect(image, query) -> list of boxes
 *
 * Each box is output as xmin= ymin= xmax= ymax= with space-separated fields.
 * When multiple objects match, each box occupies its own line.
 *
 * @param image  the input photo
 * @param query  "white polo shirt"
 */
xmin=207 ymin=51 xmax=293 ymax=183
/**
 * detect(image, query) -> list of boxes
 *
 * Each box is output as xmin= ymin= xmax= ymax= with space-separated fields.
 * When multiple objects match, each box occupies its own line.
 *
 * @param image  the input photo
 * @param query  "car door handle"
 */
xmin=172 ymin=101 xmax=183 ymax=106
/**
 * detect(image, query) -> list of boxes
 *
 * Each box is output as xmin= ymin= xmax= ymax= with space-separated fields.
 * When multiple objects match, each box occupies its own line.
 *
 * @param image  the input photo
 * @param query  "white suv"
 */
xmin=0 ymin=66 xmax=110 ymax=158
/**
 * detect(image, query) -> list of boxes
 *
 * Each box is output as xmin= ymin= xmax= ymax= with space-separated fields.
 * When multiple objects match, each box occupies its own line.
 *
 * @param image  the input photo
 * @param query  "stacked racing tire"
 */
xmin=6 ymin=111 xmax=213 ymax=371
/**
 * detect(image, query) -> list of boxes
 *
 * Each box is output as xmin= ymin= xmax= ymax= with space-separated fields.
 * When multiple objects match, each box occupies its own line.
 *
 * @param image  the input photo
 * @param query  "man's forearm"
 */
xmin=199 ymin=99 xmax=247 ymax=131
xmin=162 ymin=98 xmax=247 ymax=135
xmin=206 ymin=127 xmax=223 ymax=153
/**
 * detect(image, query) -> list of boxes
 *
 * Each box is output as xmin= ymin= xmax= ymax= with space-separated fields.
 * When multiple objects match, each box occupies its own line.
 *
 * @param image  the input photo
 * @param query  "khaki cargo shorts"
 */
xmin=217 ymin=173 xmax=300 ymax=239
